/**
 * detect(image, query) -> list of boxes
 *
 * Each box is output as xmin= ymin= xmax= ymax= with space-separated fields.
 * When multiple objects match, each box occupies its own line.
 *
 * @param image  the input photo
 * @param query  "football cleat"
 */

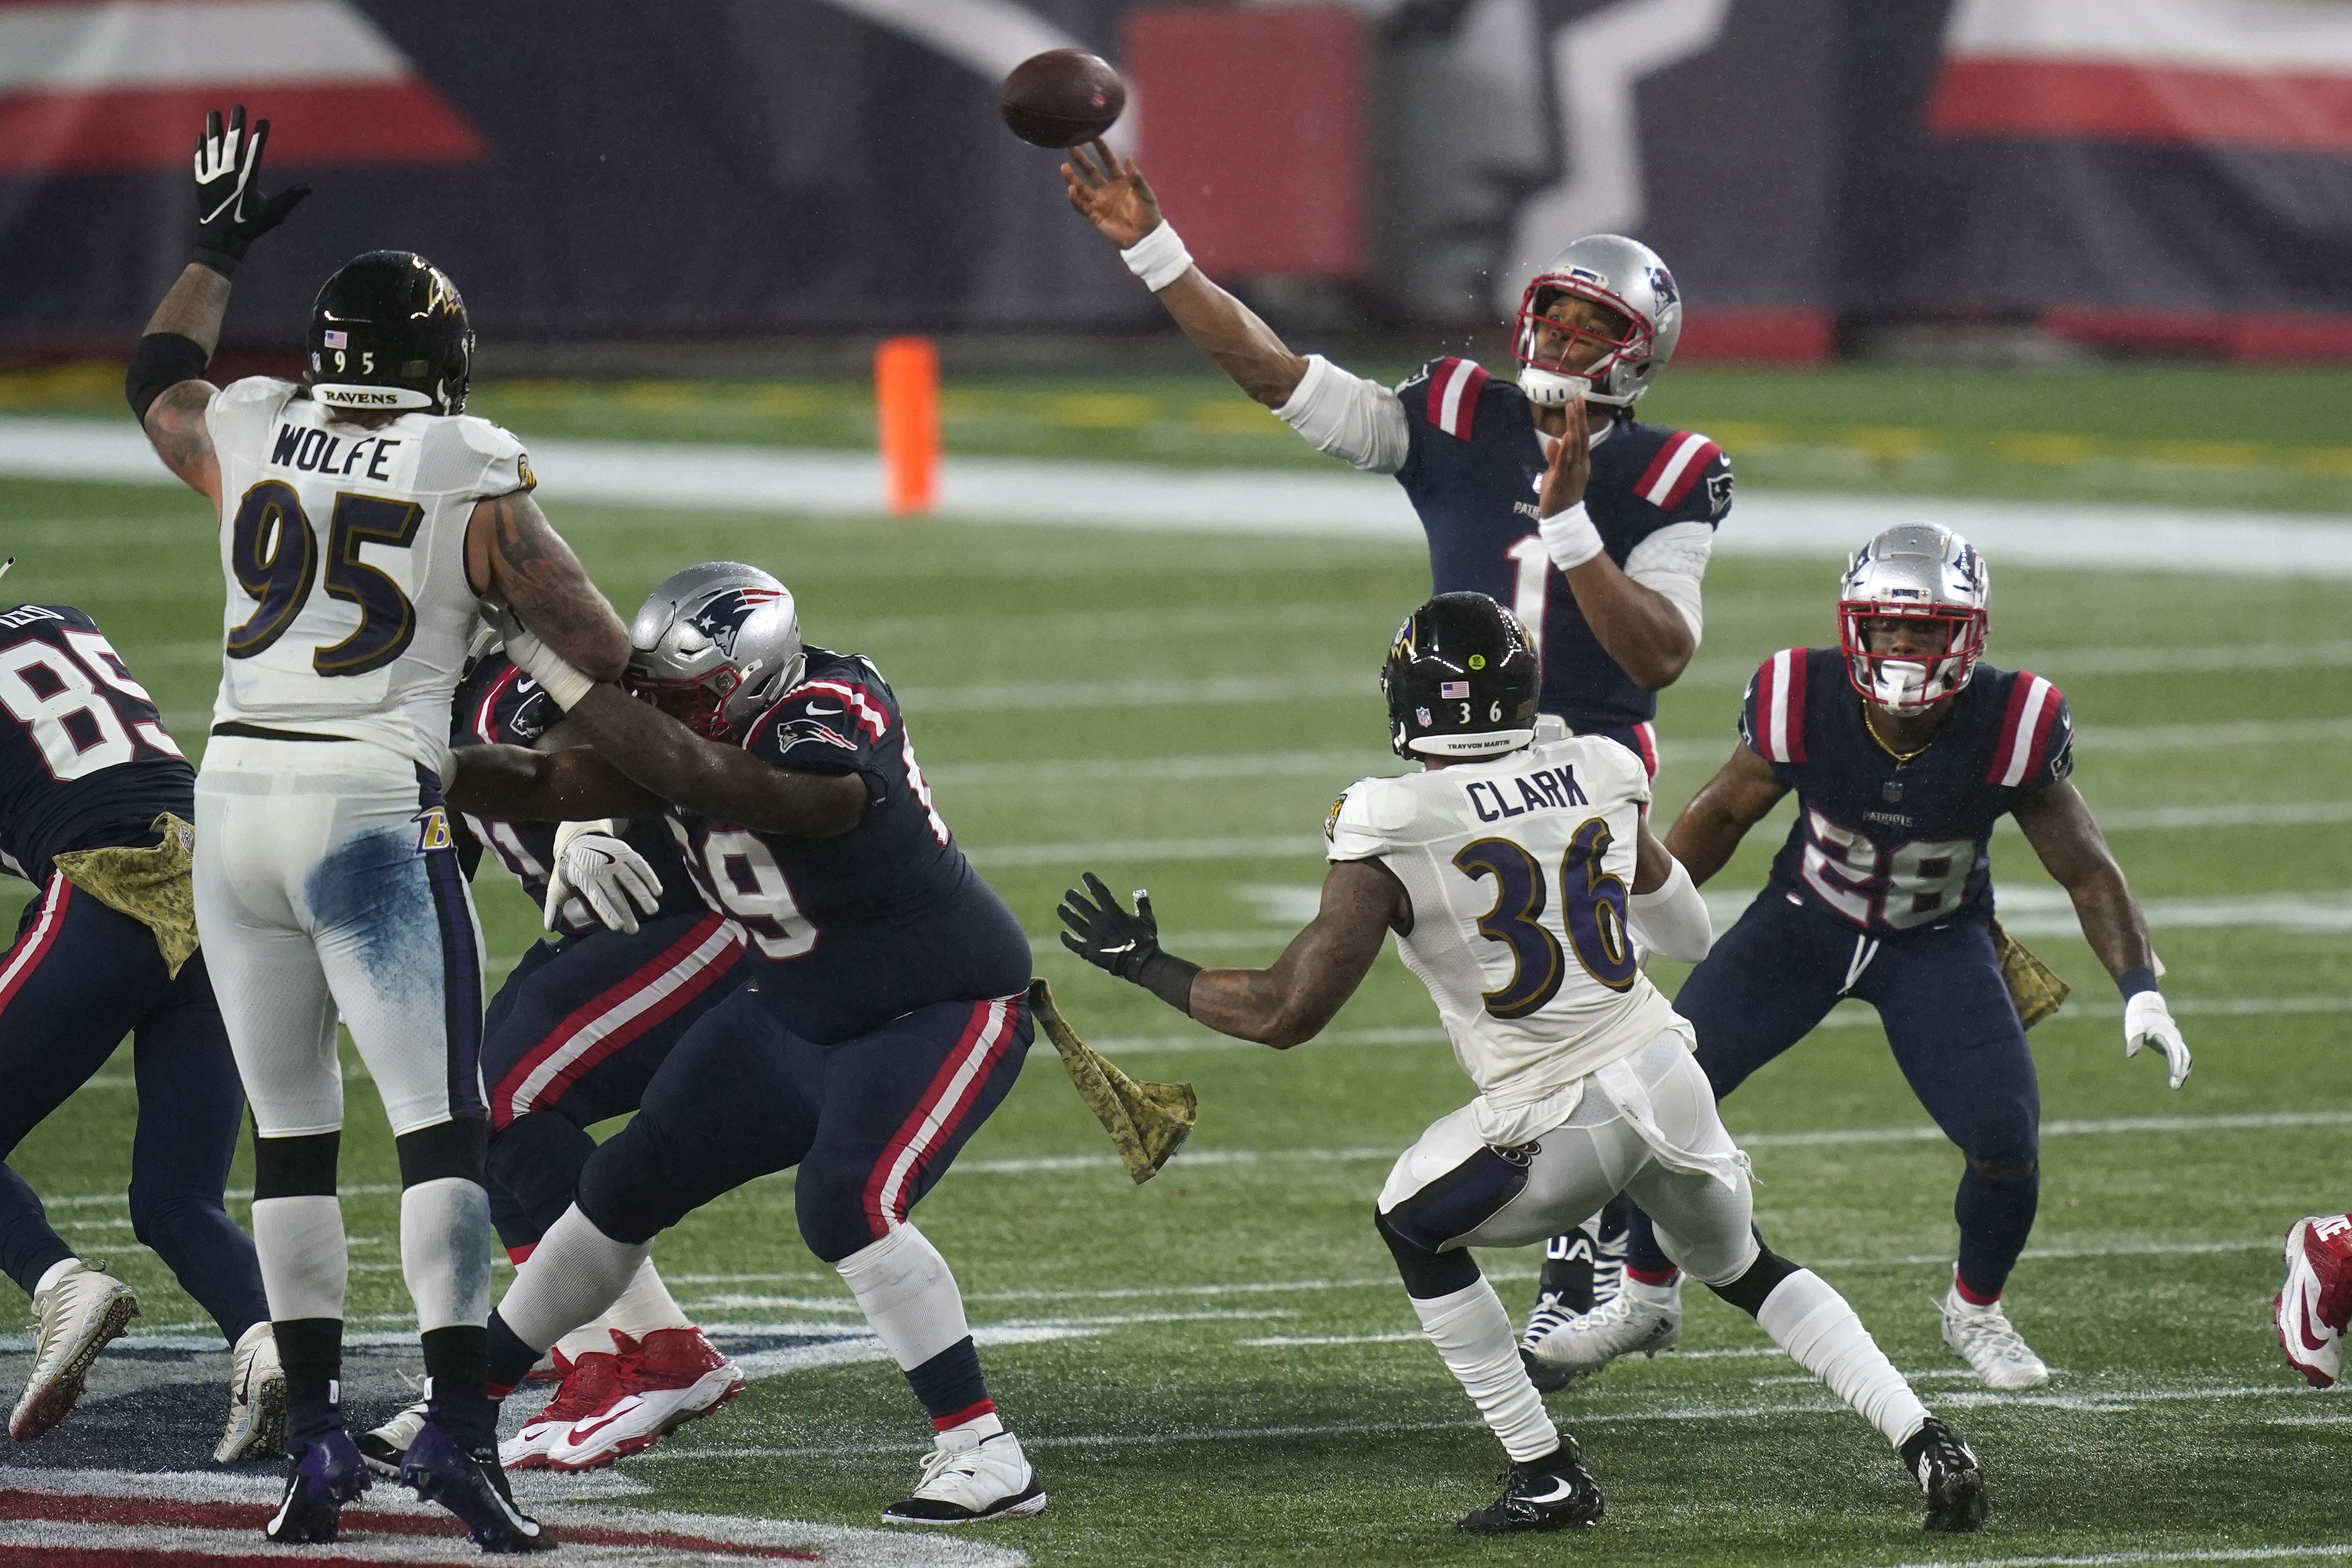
xmin=356 ymin=1397 xmax=428 ymax=1478
xmin=1528 ymin=1277 xmax=1680 ymax=1376
xmin=1940 ymin=1283 xmax=2049 ymax=1390
xmin=1900 ymin=1416 xmax=1988 ymax=1533
xmin=400 ymin=1418 xmax=555 ymax=1553
xmin=214 ymin=1320 xmax=285 ymax=1463
xmin=882 ymin=1429 xmax=1046 ymax=1524
xmin=10 ymin=1259 xmax=138 ymax=1441
xmin=1456 ymin=1440 xmax=1606 ymax=1534
xmin=542 ymin=1328 xmax=743 ymax=1471
xmin=500 ymin=1348 xmax=626 ymax=1470
xmin=2275 ymin=1214 xmax=2352 ymax=1388
xmin=265 ymin=1430 xmax=371 ymax=1544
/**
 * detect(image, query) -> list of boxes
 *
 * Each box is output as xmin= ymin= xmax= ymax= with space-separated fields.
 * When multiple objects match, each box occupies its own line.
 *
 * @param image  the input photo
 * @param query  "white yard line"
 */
xmin=1885 ymin=1546 xmax=2352 ymax=1567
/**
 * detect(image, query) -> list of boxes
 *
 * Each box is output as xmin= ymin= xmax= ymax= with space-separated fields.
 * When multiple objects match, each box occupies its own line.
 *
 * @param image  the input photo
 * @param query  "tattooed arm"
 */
xmin=135 ymin=264 xmax=232 ymax=506
xmin=463 ymin=488 xmax=631 ymax=682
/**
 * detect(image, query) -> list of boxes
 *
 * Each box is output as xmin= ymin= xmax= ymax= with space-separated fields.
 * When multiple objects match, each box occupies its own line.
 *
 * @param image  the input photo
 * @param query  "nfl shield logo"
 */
xmin=1415 ymin=706 xmax=1432 ymax=726
xmin=323 ymin=329 xmax=348 ymax=349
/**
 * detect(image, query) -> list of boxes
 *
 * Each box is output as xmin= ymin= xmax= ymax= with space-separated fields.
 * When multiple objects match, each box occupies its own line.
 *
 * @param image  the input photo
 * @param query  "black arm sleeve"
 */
xmin=125 ymin=332 xmax=211 ymax=423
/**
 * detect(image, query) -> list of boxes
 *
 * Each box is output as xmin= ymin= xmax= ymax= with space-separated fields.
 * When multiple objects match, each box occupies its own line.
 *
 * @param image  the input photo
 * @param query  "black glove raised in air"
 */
xmin=1058 ymin=873 xmax=1200 ymax=1012
xmin=193 ymin=105 xmax=310 ymax=274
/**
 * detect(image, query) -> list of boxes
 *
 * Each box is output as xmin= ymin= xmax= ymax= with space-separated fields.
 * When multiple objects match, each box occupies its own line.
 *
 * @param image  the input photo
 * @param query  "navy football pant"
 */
xmin=0 ymin=873 xmax=268 ymax=1343
xmin=480 ymin=911 xmax=747 ymax=1257
xmin=1626 ymin=894 xmax=2041 ymax=1299
xmin=576 ymin=986 xmax=1031 ymax=1263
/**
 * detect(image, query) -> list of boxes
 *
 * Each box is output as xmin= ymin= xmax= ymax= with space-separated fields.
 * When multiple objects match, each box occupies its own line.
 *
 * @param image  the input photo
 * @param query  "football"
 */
xmin=999 ymin=48 xmax=1126 ymax=148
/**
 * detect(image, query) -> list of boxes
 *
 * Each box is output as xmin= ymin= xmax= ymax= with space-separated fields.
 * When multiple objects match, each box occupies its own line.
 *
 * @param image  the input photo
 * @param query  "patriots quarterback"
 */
xmin=354 ymin=647 xmax=750 ymax=1477
xmin=1059 ymin=593 xmax=1985 ymax=1534
xmin=129 ymin=106 xmax=636 ymax=1551
xmin=0 ymin=599 xmax=276 ymax=1460
xmin=1537 ymin=525 xmax=2192 ymax=1392
xmin=439 ymin=564 xmax=1047 ymax=1526
xmin=1061 ymin=146 xmax=1730 ymax=1359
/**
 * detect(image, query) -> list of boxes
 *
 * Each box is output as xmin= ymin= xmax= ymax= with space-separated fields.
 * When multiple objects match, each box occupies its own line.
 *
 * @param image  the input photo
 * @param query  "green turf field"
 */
xmin=1 ymin=404 xmax=2348 ymax=1563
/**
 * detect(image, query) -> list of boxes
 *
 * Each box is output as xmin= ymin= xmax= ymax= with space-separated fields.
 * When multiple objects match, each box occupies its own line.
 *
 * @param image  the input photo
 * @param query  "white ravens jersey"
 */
xmin=1327 ymin=735 xmax=1682 ymax=1109
xmin=204 ymin=378 xmax=528 ymax=768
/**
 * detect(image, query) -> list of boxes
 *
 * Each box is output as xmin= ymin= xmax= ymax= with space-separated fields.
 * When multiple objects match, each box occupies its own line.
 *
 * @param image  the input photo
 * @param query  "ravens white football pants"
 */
xmin=1378 ymin=1029 xmax=1758 ymax=1286
xmin=193 ymin=736 xmax=486 ymax=1137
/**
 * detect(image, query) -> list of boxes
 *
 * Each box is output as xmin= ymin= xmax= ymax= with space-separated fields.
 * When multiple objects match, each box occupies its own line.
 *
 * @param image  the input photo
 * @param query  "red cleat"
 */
xmin=498 ymin=1349 xmax=626 ymax=1470
xmin=2275 ymin=1214 xmax=2352 ymax=1389
xmin=543 ymin=1328 xmax=744 ymax=1471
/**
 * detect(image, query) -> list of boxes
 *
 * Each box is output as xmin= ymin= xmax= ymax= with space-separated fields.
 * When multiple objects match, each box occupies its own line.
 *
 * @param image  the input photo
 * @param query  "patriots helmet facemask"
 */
xmin=625 ymin=562 xmax=807 ymax=741
xmin=1383 ymin=592 xmax=1541 ymax=760
xmin=306 ymin=250 xmax=474 ymax=416
xmin=1836 ymin=523 xmax=1992 ymax=712
xmin=1512 ymin=234 xmax=1682 ymax=411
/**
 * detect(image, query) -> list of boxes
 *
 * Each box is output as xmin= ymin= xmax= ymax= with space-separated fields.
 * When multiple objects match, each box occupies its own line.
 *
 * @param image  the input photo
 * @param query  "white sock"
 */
xmin=1624 ymin=1275 xmax=1681 ymax=1312
xmin=400 ymin=1177 xmax=493 ymax=1333
xmin=605 ymin=1258 xmax=692 ymax=1338
xmin=553 ymin=1322 xmax=618 ymax=1361
xmin=835 ymin=1224 xmax=969 ymax=1369
xmin=497 ymin=1204 xmax=650 ymax=1354
xmin=252 ymin=1195 xmax=347 ymax=1321
xmin=32 ymin=1258 xmax=78 ymax=1299
xmin=1757 ymin=1269 xmax=1929 ymax=1449
xmin=1413 ymin=1280 xmax=1560 ymax=1463
xmin=938 ymin=1410 xmax=1005 ymax=1448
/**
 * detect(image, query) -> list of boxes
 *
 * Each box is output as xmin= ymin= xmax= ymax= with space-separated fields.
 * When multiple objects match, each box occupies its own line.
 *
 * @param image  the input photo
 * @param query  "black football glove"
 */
xmin=1059 ymin=873 xmax=1200 ymax=1011
xmin=193 ymin=106 xmax=310 ymax=273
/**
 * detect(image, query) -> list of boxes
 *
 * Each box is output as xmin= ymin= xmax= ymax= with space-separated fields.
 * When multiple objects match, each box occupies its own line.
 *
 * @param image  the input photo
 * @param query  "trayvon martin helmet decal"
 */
xmin=307 ymin=250 xmax=475 ymax=415
xmin=1836 ymin=523 xmax=1991 ymax=713
xmin=626 ymin=562 xmax=807 ymax=741
xmin=1511 ymin=233 xmax=1682 ymax=411
xmin=1382 ymin=592 xmax=1540 ymax=760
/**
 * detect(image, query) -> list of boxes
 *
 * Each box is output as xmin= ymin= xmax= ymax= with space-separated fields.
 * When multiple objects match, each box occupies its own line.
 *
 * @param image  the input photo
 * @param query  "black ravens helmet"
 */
xmin=1382 ymin=592 xmax=1540 ymax=760
xmin=306 ymin=250 xmax=474 ymax=415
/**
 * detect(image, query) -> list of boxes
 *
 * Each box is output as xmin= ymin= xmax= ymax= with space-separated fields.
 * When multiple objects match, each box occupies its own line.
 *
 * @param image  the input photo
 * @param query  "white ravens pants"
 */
xmin=1377 ymin=1029 xmax=1760 ymax=1286
xmin=194 ymin=736 xmax=486 ymax=1138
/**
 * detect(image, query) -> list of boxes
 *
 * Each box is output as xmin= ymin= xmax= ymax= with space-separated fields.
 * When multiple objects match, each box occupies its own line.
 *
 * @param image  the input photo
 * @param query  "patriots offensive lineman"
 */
xmin=1061 ymin=146 xmax=1730 ymax=1361
xmin=0 ymin=600 xmax=276 ymax=1459
xmin=129 ymin=106 xmax=633 ymax=1550
xmin=1540 ymin=526 xmax=2192 ymax=1391
xmin=1058 ymin=594 xmax=1985 ymax=1534
xmin=355 ymin=649 xmax=749 ymax=1477
xmin=438 ymin=564 xmax=1046 ymax=1524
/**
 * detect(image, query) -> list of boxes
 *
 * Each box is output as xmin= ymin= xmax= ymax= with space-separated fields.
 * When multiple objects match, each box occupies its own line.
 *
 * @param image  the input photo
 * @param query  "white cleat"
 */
xmin=541 ymin=1328 xmax=744 ymax=1471
xmin=2276 ymin=1215 xmax=2352 ymax=1389
xmin=881 ymin=1429 xmax=1046 ymax=1525
xmin=1530 ymin=1277 xmax=1681 ymax=1374
xmin=356 ymin=1397 xmax=429 ymax=1478
xmin=215 ymin=1320 xmax=285 ymax=1462
xmin=10 ymin=1260 xmax=138 ymax=1442
xmin=1940 ymin=1283 xmax=2050 ymax=1390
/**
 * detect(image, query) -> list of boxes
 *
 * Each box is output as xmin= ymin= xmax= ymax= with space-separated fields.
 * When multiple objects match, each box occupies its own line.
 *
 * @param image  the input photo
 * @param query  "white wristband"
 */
xmin=503 ymin=625 xmax=594 ymax=711
xmin=1121 ymin=221 xmax=1194 ymax=292
xmin=1537 ymin=500 xmax=1605 ymax=572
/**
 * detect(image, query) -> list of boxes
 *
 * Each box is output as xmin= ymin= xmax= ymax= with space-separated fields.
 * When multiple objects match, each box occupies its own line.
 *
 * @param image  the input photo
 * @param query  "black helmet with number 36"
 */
xmin=306 ymin=250 xmax=474 ymax=416
xmin=1382 ymin=592 xmax=1540 ymax=760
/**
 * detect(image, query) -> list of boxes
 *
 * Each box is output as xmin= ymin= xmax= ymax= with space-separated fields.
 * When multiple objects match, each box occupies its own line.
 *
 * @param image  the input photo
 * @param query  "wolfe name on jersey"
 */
xmin=204 ymin=378 xmax=531 ymax=768
xmin=666 ymin=646 xmax=1031 ymax=1045
xmin=0 ymin=605 xmax=192 ymax=884
xmin=450 ymin=654 xmax=702 ymax=937
xmin=1396 ymin=357 xmax=1731 ymax=738
xmin=1741 ymin=647 xmax=2073 ymax=936
xmin=1325 ymin=734 xmax=1682 ymax=1114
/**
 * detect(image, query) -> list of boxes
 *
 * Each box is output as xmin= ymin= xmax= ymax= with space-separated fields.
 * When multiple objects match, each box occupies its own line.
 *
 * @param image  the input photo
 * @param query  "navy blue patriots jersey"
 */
xmin=0 ymin=604 xmax=194 ymax=884
xmin=450 ymin=655 xmax=702 ymax=936
xmin=1740 ymin=647 xmax=2074 ymax=936
xmin=1394 ymin=357 xmax=1732 ymax=736
xmin=666 ymin=646 xmax=1030 ymax=1044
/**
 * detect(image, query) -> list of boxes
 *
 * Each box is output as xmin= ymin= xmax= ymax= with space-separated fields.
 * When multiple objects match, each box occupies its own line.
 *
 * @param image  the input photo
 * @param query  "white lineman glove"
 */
xmin=2124 ymin=990 xmax=2191 ymax=1089
xmin=544 ymin=819 xmax=661 ymax=934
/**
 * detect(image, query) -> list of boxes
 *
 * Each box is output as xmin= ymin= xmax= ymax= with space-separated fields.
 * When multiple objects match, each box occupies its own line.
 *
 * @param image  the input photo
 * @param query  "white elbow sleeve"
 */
xmin=1628 ymin=857 xmax=1712 ymax=962
xmin=1274 ymin=355 xmax=1410 ymax=474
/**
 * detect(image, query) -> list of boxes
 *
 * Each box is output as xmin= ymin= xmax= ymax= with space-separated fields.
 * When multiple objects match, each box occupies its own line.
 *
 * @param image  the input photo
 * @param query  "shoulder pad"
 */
xmin=1326 ymin=774 xmax=1418 ymax=861
xmin=1747 ymin=647 xmax=1813 ymax=764
xmin=447 ymin=416 xmax=534 ymax=497
xmin=1412 ymin=356 xmax=1492 ymax=443
xmin=1630 ymin=429 xmax=1728 ymax=515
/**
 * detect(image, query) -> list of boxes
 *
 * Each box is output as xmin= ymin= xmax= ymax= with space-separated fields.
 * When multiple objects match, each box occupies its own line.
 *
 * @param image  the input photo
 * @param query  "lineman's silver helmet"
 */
xmin=1512 ymin=234 xmax=1683 ymax=410
xmin=1836 ymin=524 xmax=1991 ymax=712
xmin=625 ymin=562 xmax=805 ymax=740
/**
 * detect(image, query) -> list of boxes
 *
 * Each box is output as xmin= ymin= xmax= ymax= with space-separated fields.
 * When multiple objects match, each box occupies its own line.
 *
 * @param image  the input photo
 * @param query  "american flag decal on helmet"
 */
xmin=1440 ymin=681 xmax=1469 ymax=699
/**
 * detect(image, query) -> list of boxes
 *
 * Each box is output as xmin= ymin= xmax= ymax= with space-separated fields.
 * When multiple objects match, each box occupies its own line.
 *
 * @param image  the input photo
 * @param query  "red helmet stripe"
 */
xmin=1425 ymin=357 xmax=1488 ymax=441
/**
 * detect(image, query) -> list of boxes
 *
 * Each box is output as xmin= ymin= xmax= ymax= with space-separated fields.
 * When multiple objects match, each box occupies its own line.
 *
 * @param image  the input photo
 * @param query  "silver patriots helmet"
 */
xmin=625 ymin=562 xmax=806 ymax=740
xmin=1511 ymin=234 xmax=1683 ymax=410
xmin=1836 ymin=524 xmax=1991 ymax=713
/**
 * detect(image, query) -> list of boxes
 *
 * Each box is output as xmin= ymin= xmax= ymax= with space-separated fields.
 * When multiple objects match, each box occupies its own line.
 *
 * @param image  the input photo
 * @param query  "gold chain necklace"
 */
xmin=1864 ymin=706 xmax=1934 ymax=764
